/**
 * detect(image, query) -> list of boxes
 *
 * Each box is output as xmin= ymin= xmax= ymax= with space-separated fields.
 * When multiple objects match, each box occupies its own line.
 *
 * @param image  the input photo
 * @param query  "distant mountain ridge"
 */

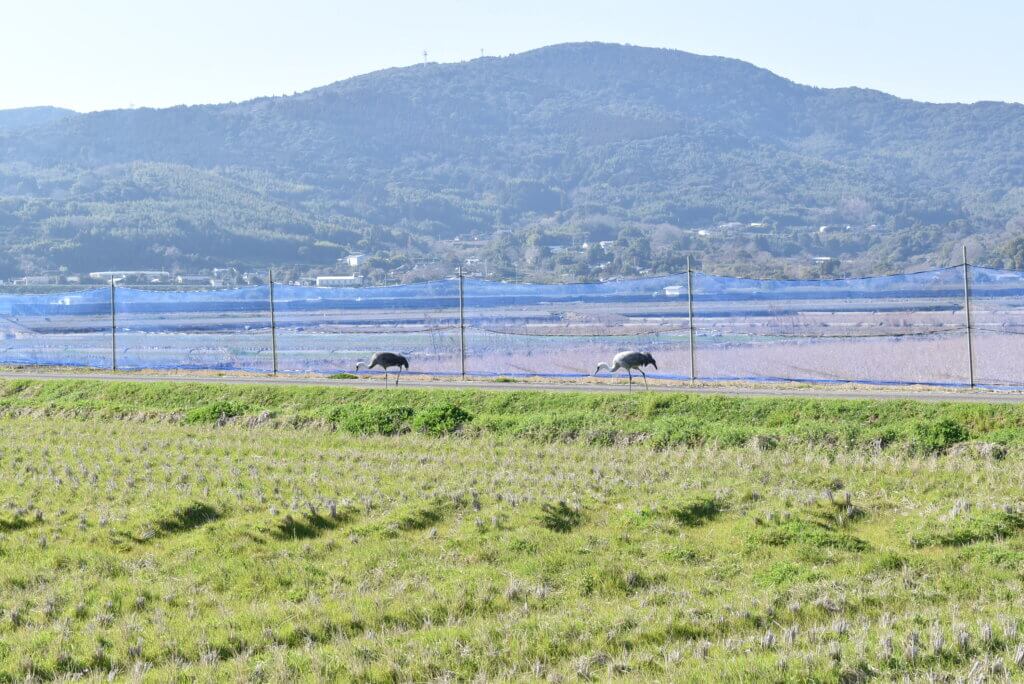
xmin=0 ymin=106 xmax=78 ymax=132
xmin=0 ymin=42 xmax=1022 ymax=277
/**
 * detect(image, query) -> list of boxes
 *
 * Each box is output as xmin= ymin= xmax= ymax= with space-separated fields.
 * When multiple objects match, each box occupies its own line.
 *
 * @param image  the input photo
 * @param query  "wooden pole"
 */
xmin=110 ymin=277 xmax=117 ymax=371
xmin=459 ymin=267 xmax=466 ymax=379
xmin=962 ymin=245 xmax=974 ymax=388
xmin=269 ymin=268 xmax=279 ymax=376
xmin=687 ymin=255 xmax=696 ymax=383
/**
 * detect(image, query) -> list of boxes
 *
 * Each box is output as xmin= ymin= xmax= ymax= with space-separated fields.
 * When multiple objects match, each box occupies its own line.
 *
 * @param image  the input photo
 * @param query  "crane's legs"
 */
xmin=396 ymin=368 xmax=401 ymax=386
xmin=627 ymin=370 xmax=633 ymax=391
xmin=639 ymin=369 xmax=648 ymax=389
xmin=384 ymin=369 xmax=389 ymax=388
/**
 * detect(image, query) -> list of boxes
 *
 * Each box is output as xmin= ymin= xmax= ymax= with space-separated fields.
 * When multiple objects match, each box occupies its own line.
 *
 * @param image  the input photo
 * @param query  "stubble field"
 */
xmin=1 ymin=380 xmax=1024 ymax=681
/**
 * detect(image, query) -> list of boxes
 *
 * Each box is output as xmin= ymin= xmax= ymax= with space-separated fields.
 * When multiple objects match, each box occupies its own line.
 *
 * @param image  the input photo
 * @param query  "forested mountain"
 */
xmin=0 ymin=107 xmax=78 ymax=132
xmin=1 ymin=42 xmax=1023 ymax=279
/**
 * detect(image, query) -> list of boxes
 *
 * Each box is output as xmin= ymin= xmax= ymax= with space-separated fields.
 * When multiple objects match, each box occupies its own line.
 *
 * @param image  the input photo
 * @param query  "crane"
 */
xmin=594 ymin=351 xmax=657 ymax=390
xmin=355 ymin=352 xmax=409 ymax=387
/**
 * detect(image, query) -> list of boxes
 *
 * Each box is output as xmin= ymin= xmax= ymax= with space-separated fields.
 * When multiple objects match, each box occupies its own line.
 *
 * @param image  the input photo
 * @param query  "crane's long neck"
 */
xmin=595 ymin=362 xmax=613 ymax=375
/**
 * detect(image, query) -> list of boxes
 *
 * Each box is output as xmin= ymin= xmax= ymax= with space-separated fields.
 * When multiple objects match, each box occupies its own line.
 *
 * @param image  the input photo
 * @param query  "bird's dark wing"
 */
xmin=375 ymin=352 xmax=407 ymax=368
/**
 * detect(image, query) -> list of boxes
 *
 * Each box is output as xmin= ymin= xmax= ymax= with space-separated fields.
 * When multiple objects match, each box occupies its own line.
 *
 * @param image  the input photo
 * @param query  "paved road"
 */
xmin=1 ymin=369 xmax=1022 ymax=404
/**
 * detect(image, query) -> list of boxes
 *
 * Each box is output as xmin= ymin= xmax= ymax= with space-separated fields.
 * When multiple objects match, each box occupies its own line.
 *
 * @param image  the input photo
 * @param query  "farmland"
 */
xmin=2 ymin=380 xmax=1024 ymax=680
xmin=11 ymin=265 xmax=1024 ymax=389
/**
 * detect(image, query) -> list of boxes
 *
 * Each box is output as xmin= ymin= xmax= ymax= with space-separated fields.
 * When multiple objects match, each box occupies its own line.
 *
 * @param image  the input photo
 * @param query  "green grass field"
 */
xmin=2 ymin=379 xmax=1024 ymax=681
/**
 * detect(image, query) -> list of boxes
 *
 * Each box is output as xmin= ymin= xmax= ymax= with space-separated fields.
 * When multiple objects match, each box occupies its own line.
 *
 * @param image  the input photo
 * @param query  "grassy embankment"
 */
xmin=1 ymin=379 xmax=1024 ymax=680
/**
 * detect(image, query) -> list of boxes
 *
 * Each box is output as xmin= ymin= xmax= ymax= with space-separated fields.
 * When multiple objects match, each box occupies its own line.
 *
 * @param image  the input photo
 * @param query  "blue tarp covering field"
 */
xmin=2 ymin=266 xmax=1023 ymax=387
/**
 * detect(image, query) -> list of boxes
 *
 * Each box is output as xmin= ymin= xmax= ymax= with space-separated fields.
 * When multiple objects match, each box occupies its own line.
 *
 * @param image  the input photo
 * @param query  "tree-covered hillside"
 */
xmin=0 ymin=106 xmax=78 ymax=132
xmin=1 ymin=42 xmax=1022 ymax=279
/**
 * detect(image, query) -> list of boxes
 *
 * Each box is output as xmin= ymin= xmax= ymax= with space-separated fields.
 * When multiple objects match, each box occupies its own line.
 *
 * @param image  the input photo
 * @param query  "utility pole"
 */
xmin=110 ymin=277 xmax=117 ymax=371
xmin=458 ymin=266 xmax=466 ymax=379
xmin=687 ymin=255 xmax=696 ymax=383
xmin=962 ymin=245 xmax=974 ymax=388
xmin=269 ymin=267 xmax=278 ymax=375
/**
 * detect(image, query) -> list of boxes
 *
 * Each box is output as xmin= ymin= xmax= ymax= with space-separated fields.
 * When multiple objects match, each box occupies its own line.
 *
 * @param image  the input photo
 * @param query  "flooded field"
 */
xmin=2 ymin=267 xmax=1024 ymax=388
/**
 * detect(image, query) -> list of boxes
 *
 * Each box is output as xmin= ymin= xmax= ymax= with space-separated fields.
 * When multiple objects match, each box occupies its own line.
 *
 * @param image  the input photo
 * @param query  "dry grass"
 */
xmin=0 ymin=382 xmax=1022 ymax=679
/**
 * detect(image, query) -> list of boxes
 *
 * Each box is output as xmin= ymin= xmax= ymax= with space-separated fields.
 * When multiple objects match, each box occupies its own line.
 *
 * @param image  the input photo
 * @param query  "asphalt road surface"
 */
xmin=1 ymin=369 xmax=1023 ymax=404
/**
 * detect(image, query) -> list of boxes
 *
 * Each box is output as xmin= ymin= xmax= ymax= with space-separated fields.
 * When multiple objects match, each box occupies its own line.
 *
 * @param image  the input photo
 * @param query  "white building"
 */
xmin=316 ymin=275 xmax=364 ymax=288
xmin=89 ymin=270 xmax=171 ymax=283
xmin=14 ymin=276 xmax=58 ymax=285
xmin=344 ymin=254 xmax=367 ymax=268
xmin=176 ymin=275 xmax=213 ymax=286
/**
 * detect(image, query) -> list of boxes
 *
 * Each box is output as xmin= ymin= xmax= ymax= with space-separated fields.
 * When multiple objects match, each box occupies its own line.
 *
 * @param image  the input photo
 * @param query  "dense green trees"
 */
xmin=0 ymin=42 xmax=1022 ymax=278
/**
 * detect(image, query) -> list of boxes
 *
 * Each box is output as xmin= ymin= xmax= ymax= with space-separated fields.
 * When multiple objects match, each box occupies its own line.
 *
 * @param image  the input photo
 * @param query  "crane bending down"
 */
xmin=355 ymin=352 xmax=409 ymax=387
xmin=594 ymin=351 xmax=657 ymax=390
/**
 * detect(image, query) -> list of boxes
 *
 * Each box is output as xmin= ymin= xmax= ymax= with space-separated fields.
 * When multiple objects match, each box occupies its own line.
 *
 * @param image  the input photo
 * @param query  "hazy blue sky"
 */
xmin=2 ymin=0 xmax=1022 ymax=112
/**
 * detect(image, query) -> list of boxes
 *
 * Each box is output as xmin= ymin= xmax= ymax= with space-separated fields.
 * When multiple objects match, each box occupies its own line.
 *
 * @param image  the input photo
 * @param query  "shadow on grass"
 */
xmin=670 ymin=496 xmax=721 ymax=527
xmin=155 ymin=503 xmax=222 ymax=534
xmin=749 ymin=518 xmax=869 ymax=552
xmin=0 ymin=516 xmax=42 ymax=533
xmin=395 ymin=503 xmax=447 ymax=531
xmin=120 ymin=502 xmax=223 ymax=544
xmin=911 ymin=510 xmax=1024 ymax=548
xmin=273 ymin=512 xmax=353 ymax=540
xmin=541 ymin=501 xmax=583 ymax=533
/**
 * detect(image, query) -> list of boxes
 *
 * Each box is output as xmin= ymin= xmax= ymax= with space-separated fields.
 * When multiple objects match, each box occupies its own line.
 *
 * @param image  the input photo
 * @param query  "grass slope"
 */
xmin=2 ymin=378 xmax=1024 ymax=452
xmin=0 ymin=380 xmax=1023 ymax=679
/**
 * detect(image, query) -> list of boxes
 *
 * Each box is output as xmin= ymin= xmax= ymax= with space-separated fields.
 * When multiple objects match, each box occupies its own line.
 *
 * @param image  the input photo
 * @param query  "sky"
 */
xmin=1 ymin=0 xmax=1022 ymax=112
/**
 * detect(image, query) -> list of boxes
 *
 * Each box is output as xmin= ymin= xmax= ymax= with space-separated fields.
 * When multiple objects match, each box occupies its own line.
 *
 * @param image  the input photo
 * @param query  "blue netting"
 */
xmin=114 ymin=286 xmax=273 ymax=372
xmin=969 ymin=267 xmax=1024 ymax=389
xmin=692 ymin=268 xmax=969 ymax=387
xmin=0 ymin=288 xmax=112 ymax=368
xmin=0 ymin=266 xmax=1018 ymax=388
xmin=463 ymin=275 xmax=691 ymax=378
xmin=271 ymin=280 xmax=461 ymax=374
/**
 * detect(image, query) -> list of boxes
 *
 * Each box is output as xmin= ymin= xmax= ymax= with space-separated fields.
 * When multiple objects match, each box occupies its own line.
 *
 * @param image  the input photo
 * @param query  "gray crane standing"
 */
xmin=355 ymin=352 xmax=409 ymax=387
xmin=594 ymin=351 xmax=657 ymax=390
